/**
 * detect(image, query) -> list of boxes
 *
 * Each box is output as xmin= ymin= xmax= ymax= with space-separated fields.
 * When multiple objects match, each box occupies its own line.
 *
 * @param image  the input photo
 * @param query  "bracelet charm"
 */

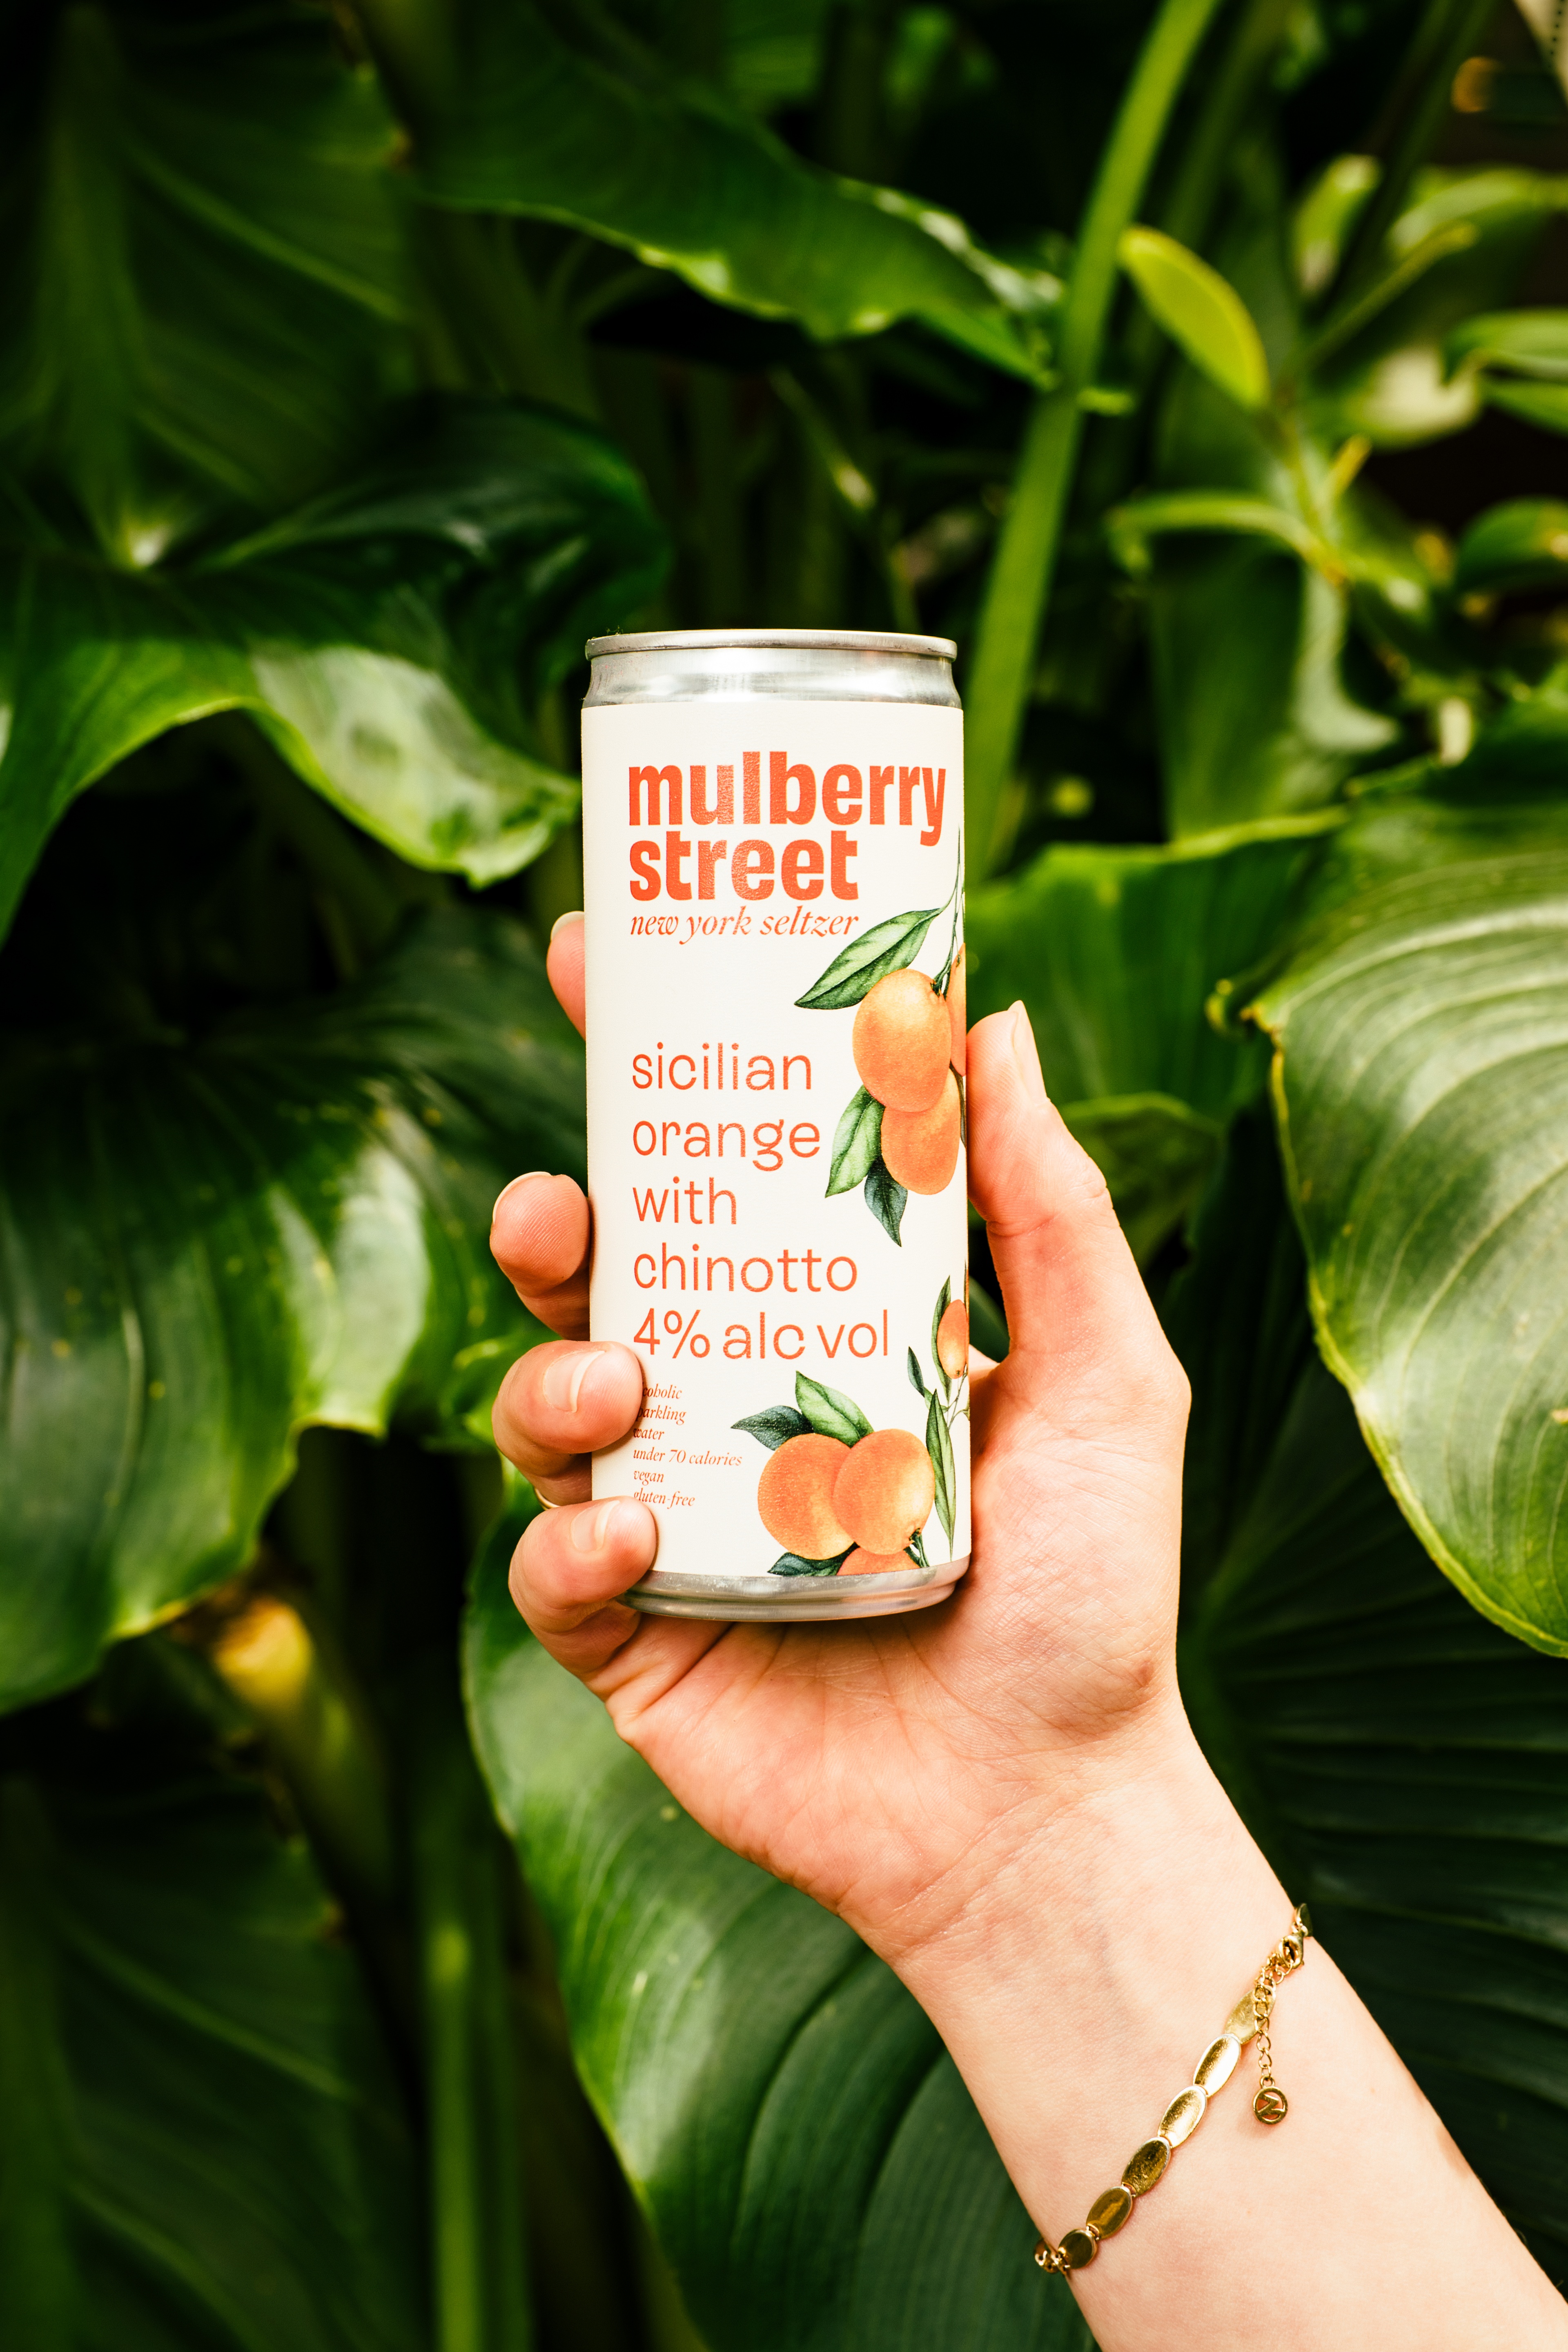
xmin=1033 ymin=1903 xmax=1311 ymax=2283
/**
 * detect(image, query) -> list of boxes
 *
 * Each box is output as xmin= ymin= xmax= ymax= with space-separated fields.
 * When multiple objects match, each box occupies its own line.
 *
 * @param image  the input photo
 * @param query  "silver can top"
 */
xmin=584 ymin=627 xmax=960 ymax=708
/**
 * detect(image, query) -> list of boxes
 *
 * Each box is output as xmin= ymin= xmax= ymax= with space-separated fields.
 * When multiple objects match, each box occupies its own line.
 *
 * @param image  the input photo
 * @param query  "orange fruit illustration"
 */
xmin=946 ymin=945 xmax=967 ymax=1076
xmin=852 ymin=967 xmax=951 ymax=1112
xmin=834 ymin=1428 xmax=935 ymax=1554
xmin=840 ymin=1548 xmax=914 ymax=1575
xmin=936 ymin=1299 xmax=969 ymax=1379
xmin=880 ymin=1069 xmax=962 ymax=1194
xmin=757 ymin=1432 xmax=853 ymax=1557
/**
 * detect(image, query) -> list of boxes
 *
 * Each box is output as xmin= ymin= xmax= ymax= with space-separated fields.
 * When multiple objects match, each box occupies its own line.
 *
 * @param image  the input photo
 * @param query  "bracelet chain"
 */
xmin=1033 ymin=1902 xmax=1311 ymax=2283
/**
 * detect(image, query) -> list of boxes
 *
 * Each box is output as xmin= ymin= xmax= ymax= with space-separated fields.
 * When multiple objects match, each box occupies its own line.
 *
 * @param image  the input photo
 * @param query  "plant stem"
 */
xmin=409 ymin=1668 xmax=531 ymax=2352
xmin=962 ymin=0 xmax=1229 ymax=875
xmin=1330 ymin=0 xmax=1495 ymax=300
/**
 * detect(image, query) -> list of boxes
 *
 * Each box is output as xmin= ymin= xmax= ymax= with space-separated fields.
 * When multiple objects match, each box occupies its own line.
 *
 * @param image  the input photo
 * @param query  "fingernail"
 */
xmin=541 ymin=1345 xmax=608 ymax=1414
xmin=1010 ymin=1002 xmax=1049 ymax=1107
xmin=570 ymin=1499 xmax=624 ymax=1553
xmin=492 ymin=1171 xmax=551 ymax=1222
xmin=550 ymin=910 xmax=584 ymax=940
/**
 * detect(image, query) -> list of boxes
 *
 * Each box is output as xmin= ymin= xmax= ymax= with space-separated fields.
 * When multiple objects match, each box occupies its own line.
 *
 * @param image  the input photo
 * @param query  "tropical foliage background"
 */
xmin=3 ymin=0 xmax=1568 ymax=2343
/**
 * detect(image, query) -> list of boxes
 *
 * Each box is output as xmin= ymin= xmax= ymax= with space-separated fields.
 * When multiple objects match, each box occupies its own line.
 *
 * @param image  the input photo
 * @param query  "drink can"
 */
xmin=581 ymin=630 xmax=969 ymax=1621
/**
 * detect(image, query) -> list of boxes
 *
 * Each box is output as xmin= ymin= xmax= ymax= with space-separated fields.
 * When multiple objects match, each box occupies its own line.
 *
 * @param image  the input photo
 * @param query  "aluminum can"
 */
xmin=581 ymin=630 xmax=969 ymax=1620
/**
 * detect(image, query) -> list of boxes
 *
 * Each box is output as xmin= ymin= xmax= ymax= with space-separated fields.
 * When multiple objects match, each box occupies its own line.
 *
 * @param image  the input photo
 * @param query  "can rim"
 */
xmin=584 ymin=627 xmax=958 ymax=660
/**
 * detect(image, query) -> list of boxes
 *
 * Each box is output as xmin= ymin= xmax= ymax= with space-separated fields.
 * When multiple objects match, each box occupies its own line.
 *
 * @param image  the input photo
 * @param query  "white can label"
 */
xmin=583 ymin=698 xmax=969 ymax=1600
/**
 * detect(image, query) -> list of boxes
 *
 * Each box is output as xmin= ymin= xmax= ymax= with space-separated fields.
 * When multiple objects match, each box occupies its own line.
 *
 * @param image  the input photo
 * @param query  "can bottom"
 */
xmin=627 ymin=1559 xmax=969 ymax=1623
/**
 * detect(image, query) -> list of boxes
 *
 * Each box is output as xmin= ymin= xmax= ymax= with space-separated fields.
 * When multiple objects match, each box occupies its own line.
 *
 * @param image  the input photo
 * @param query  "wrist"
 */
xmin=873 ymin=1706 xmax=1290 ymax=2162
xmin=849 ymin=1690 xmax=1227 ymax=1981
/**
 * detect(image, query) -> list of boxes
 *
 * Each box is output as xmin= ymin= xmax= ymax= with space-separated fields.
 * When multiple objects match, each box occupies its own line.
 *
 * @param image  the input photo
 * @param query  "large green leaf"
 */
xmin=0 ymin=904 xmax=583 ymax=1715
xmin=1252 ymin=791 xmax=1568 ymax=1653
xmin=463 ymin=1512 xmax=1093 ymax=2352
xmin=0 ymin=0 xmax=407 ymax=559
xmin=0 ymin=1635 xmax=424 ymax=2348
xmin=1171 ymin=1114 xmax=1568 ymax=2265
xmin=0 ymin=399 xmax=666 ymax=942
xmin=966 ymin=824 xmax=1334 ymax=1259
xmin=412 ymin=4 xmax=1051 ymax=376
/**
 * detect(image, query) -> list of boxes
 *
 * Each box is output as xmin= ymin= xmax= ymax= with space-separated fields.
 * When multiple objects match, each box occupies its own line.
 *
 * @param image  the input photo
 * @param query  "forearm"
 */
xmin=884 ymin=1708 xmax=1566 ymax=2351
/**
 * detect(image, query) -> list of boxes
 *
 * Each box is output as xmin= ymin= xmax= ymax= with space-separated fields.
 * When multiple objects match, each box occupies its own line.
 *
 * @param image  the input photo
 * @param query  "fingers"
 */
xmin=966 ymin=1004 xmax=1183 ymax=1413
xmin=492 ymin=1171 xmax=590 ymax=1336
xmin=509 ymin=1495 xmax=727 ymax=1697
xmin=548 ymin=911 xmax=586 ymax=1037
xmin=509 ymin=1497 xmax=655 ymax=1677
xmin=492 ymin=1338 xmax=644 ymax=1501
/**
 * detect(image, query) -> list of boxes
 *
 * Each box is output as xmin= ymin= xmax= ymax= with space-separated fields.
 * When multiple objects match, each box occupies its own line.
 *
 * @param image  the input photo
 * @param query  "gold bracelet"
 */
xmin=1033 ymin=1904 xmax=1312 ymax=2280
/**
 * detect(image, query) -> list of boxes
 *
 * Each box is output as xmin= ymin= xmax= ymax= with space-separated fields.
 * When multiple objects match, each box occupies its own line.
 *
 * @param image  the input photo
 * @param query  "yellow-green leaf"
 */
xmin=1118 ymin=225 xmax=1271 ymax=411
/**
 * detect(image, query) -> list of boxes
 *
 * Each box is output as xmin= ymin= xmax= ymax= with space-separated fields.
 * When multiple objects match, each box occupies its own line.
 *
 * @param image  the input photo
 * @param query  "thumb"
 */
xmin=966 ymin=1004 xmax=1172 ymax=1393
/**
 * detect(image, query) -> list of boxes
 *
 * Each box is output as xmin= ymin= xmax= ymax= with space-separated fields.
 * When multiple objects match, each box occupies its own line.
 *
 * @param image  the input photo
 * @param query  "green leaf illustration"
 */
xmin=795 ymin=908 xmax=939 ymax=1010
xmin=926 ymin=1392 xmax=956 ymax=1552
xmin=732 ymin=1407 xmax=813 ymax=1452
xmin=794 ymin=1374 xmax=873 ymax=1447
xmin=906 ymin=1348 xmax=927 ymax=1400
xmin=931 ymin=1276 xmax=952 ymax=1391
xmin=768 ymin=1550 xmax=852 ymax=1578
xmin=827 ymin=1086 xmax=884 ymax=1196
xmin=863 ymin=1160 xmax=907 ymax=1245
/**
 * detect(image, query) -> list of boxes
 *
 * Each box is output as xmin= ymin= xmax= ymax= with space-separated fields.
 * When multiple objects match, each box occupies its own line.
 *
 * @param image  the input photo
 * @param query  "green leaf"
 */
xmin=826 ymin=1087 xmax=884 ymax=1196
xmin=768 ymin=1550 xmax=851 ymax=1577
xmin=0 ymin=0 xmax=407 ymax=559
xmin=794 ymin=1374 xmax=873 ymax=1447
xmin=0 ymin=399 xmax=666 ymax=942
xmin=0 ymin=1637 xmax=423 ymax=2349
xmin=1108 ymin=491 xmax=1337 ymax=580
xmin=1145 ymin=540 xmax=1398 ymax=837
xmin=1292 ymin=154 xmax=1381 ymax=300
xmin=968 ymin=826 xmax=1334 ymax=1263
xmin=0 ymin=905 xmax=584 ymax=1715
xmin=733 ymin=1407 xmax=813 ymax=1452
xmin=863 ymin=1162 xmax=907 ymax=1246
xmin=1481 ymin=375 xmax=1568 ymax=432
xmin=795 ymin=908 xmax=940 ymax=1011
xmin=413 ymin=9 xmax=1050 ymax=376
xmin=1452 ymin=497 xmax=1568 ymax=596
xmin=925 ymin=1392 xmax=956 ymax=1553
xmin=1303 ymin=170 xmax=1568 ymax=448
xmin=1172 ymin=1118 xmax=1568 ymax=2266
xmin=1446 ymin=308 xmax=1568 ymax=379
xmin=463 ymin=1537 xmax=1095 ymax=2352
xmin=968 ymin=825 xmax=1332 ymax=1120
xmin=1252 ymin=794 xmax=1568 ymax=1652
xmin=906 ymin=1348 xmax=927 ymax=1401
xmin=1117 ymin=227 xmax=1271 ymax=412
xmin=930 ymin=1274 xmax=952 ymax=1381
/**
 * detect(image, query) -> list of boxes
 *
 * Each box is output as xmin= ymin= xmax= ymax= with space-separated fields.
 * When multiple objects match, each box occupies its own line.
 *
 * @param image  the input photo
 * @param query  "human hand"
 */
xmin=491 ymin=911 xmax=1194 ymax=1967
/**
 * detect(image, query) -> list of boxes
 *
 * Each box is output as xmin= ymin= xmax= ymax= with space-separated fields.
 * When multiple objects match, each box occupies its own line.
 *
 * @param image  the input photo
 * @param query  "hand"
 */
xmin=492 ymin=918 xmax=1568 ymax=2351
xmin=490 ymin=911 xmax=1194 ymax=1965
